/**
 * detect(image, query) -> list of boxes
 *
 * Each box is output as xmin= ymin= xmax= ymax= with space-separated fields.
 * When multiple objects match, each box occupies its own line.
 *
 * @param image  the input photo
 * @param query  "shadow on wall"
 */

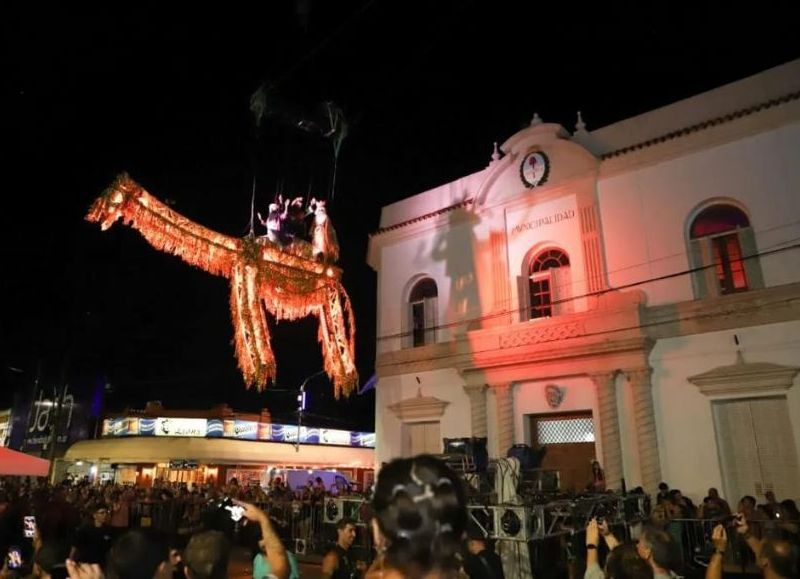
xmin=430 ymin=207 xmax=482 ymax=335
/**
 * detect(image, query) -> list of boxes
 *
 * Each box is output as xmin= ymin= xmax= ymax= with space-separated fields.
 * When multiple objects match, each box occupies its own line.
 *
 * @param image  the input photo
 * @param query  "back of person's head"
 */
xmin=640 ymin=528 xmax=678 ymax=571
xmin=740 ymin=495 xmax=757 ymax=509
xmin=183 ymin=531 xmax=229 ymax=579
xmin=605 ymin=544 xmax=654 ymax=579
xmin=667 ymin=489 xmax=682 ymax=502
xmin=34 ymin=541 xmax=69 ymax=579
xmin=371 ymin=455 xmax=466 ymax=578
xmin=657 ymin=483 xmax=668 ymax=492
xmin=760 ymin=538 xmax=799 ymax=579
xmin=106 ymin=529 xmax=169 ymax=579
xmin=780 ymin=499 xmax=800 ymax=518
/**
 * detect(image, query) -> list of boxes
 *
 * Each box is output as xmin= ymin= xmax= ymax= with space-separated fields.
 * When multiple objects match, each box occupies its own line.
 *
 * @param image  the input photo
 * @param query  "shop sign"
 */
xmin=155 ymin=418 xmax=207 ymax=437
xmin=233 ymin=420 xmax=258 ymax=440
xmin=320 ymin=428 xmax=351 ymax=446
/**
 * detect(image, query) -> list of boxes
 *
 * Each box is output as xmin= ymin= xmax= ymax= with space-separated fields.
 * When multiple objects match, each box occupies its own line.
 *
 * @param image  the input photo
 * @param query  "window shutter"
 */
xmin=738 ymin=227 xmax=764 ymax=290
xmin=690 ymin=239 xmax=707 ymax=298
xmin=405 ymin=421 xmax=442 ymax=457
xmin=750 ymin=398 xmax=800 ymax=503
xmin=517 ymin=275 xmax=529 ymax=321
xmin=713 ymin=397 xmax=800 ymax=505
xmin=424 ymin=296 xmax=437 ymax=345
xmin=402 ymin=303 xmax=411 ymax=349
xmin=696 ymin=238 xmax=720 ymax=298
xmin=551 ymin=266 xmax=573 ymax=315
xmin=713 ymin=400 xmax=760 ymax=502
xmin=424 ymin=422 xmax=442 ymax=454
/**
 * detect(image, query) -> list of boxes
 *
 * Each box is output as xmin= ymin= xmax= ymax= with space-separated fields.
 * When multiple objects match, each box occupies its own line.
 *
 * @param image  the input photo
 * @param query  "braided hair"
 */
xmin=372 ymin=455 xmax=467 ymax=577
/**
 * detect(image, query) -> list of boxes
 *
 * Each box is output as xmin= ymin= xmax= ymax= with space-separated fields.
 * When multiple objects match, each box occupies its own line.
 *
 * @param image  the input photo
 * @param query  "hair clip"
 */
xmin=389 ymin=484 xmax=407 ymax=499
xmin=412 ymin=483 xmax=435 ymax=504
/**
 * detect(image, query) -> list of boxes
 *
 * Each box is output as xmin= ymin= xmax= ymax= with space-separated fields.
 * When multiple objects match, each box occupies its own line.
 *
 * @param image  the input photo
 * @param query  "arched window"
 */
xmin=408 ymin=278 xmax=438 ymax=347
xmin=688 ymin=203 xmax=762 ymax=297
xmin=526 ymin=249 xmax=570 ymax=320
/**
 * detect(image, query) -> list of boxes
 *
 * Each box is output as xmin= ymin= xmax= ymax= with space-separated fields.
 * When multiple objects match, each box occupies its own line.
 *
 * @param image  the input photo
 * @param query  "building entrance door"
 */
xmin=529 ymin=412 xmax=596 ymax=493
xmin=713 ymin=396 xmax=800 ymax=504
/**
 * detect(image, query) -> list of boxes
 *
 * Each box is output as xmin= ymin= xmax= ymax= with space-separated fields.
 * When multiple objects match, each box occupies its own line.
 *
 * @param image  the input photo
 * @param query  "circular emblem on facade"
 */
xmin=520 ymin=151 xmax=550 ymax=188
xmin=545 ymin=384 xmax=565 ymax=409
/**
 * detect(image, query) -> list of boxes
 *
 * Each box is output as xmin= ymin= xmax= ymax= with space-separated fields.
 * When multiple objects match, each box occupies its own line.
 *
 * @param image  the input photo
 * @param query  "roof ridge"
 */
xmin=600 ymin=90 xmax=800 ymax=160
xmin=371 ymin=198 xmax=473 ymax=236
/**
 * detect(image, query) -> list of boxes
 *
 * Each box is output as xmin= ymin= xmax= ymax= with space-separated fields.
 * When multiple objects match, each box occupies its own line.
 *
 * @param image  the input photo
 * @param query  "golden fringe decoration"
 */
xmin=87 ymin=173 xmax=358 ymax=397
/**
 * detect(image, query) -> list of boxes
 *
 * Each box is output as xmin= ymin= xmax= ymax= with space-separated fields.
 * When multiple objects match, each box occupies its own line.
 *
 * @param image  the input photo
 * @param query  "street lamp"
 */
xmin=295 ymin=370 xmax=326 ymax=452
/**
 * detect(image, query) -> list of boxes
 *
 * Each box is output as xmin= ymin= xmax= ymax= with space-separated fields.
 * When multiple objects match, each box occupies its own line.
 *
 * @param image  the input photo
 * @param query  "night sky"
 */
xmin=2 ymin=2 xmax=798 ymax=430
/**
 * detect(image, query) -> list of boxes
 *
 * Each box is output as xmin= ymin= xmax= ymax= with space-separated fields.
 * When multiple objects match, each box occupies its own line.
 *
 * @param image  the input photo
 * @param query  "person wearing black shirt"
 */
xmin=70 ymin=504 xmax=117 ymax=565
xmin=322 ymin=517 xmax=365 ymax=579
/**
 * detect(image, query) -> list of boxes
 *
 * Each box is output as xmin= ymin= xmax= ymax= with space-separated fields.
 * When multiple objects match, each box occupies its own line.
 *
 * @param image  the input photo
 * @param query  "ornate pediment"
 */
xmin=388 ymin=389 xmax=449 ymax=421
xmin=688 ymin=351 xmax=800 ymax=396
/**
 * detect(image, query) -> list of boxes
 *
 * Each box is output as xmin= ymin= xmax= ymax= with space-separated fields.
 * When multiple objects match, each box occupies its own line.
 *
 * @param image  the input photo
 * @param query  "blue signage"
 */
xmin=100 ymin=417 xmax=374 ymax=448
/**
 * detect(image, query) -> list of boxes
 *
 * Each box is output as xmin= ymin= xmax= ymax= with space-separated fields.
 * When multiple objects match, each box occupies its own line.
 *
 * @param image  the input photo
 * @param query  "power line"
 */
xmin=527 ymin=218 xmax=800 ymax=298
xmin=261 ymin=0 xmax=379 ymax=95
xmin=377 ymin=239 xmax=800 ymax=342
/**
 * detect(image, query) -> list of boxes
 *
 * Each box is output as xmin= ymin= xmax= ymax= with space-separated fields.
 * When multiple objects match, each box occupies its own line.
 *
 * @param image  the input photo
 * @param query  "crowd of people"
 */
xmin=1 ymin=461 xmax=799 ymax=579
xmin=650 ymin=482 xmax=800 ymax=529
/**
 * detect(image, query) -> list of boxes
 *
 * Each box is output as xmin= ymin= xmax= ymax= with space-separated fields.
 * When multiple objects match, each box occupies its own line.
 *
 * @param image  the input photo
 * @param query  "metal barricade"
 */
xmin=667 ymin=517 xmax=800 ymax=572
xmin=256 ymin=495 xmax=371 ymax=558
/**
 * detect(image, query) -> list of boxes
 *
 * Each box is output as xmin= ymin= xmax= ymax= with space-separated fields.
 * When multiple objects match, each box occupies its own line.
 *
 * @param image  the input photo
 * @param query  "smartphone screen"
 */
xmin=226 ymin=505 xmax=245 ymax=522
xmin=24 ymin=516 xmax=37 ymax=539
xmin=7 ymin=546 xmax=23 ymax=569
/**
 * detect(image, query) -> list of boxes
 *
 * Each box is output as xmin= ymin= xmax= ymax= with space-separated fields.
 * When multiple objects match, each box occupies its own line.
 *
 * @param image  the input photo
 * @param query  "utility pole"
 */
xmin=295 ymin=370 xmax=326 ymax=452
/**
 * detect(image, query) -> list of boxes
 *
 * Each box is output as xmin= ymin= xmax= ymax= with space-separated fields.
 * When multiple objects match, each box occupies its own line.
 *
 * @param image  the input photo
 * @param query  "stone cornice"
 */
xmin=643 ymin=281 xmax=800 ymax=340
xmin=375 ymin=340 xmax=465 ymax=378
xmin=376 ymin=282 xmax=800 ymax=379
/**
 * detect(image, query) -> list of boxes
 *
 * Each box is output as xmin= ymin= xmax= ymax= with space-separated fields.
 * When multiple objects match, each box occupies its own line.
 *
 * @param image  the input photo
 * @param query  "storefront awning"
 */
xmin=0 ymin=447 xmax=50 ymax=477
xmin=64 ymin=437 xmax=373 ymax=468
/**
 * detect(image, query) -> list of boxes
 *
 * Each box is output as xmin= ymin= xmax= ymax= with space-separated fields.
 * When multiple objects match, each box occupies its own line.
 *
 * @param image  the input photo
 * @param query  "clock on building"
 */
xmin=520 ymin=151 xmax=550 ymax=188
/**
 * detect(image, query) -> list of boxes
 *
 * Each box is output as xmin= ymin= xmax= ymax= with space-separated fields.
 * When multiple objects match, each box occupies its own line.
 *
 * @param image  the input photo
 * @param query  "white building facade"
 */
xmin=367 ymin=59 xmax=800 ymax=504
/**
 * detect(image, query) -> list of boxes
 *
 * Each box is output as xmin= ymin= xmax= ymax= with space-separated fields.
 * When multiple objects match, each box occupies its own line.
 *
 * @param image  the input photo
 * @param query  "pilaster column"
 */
xmin=627 ymin=367 xmax=662 ymax=494
xmin=463 ymin=384 xmax=489 ymax=438
xmin=492 ymin=383 xmax=515 ymax=456
xmin=579 ymin=202 xmax=608 ymax=293
xmin=590 ymin=371 xmax=623 ymax=491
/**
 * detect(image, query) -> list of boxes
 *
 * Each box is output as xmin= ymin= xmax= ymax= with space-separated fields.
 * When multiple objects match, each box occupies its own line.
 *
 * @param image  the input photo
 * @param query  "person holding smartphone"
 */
xmin=0 ymin=491 xmax=23 ymax=572
xmin=231 ymin=499 xmax=291 ymax=579
xmin=6 ymin=546 xmax=24 ymax=572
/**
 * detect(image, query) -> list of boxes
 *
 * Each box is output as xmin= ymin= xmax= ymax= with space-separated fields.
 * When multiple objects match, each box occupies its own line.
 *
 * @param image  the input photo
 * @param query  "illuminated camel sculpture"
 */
xmin=86 ymin=173 xmax=358 ymax=397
